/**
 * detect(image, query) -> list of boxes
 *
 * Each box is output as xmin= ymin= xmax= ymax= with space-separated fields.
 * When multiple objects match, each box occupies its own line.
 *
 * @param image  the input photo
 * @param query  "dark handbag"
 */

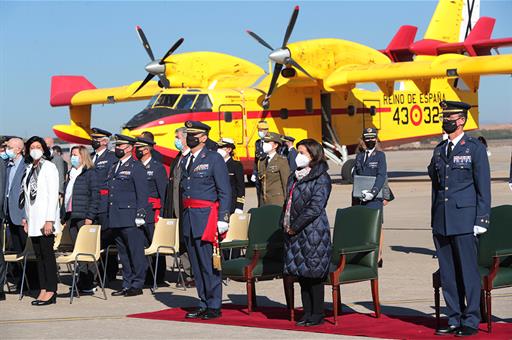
xmin=382 ymin=182 xmax=395 ymax=202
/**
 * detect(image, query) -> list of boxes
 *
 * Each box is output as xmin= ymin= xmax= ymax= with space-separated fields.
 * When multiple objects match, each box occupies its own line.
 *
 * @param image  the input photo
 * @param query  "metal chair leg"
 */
xmin=147 ymin=257 xmax=155 ymax=294
xmin=19 ymin=257 xmax=28 ymax=300
xmin=153 ymin=252 xmax=160 ymax=292
xmin=70 ymin=260 xmax=79 ymax=304
xmin=175 ymin=253 xmax=186 ymax=291
xmin=94 ymin=260 xmax=107 ymax=301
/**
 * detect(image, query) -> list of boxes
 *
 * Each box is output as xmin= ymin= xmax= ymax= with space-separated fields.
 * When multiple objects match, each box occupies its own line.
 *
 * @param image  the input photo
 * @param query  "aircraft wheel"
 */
xmin=341 ymin=159 xmax=355 ymax=184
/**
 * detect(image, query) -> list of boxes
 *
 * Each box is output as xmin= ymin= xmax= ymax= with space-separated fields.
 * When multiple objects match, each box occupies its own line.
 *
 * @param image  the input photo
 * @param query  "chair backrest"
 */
xmin=53 ymin=231 xmax=62 ymax=251
xmin=223 ymin=213 xmax=250 ymax=243
xmin=151 ymin=218 xmax=179 ymax=251
xmin=23 ymin=237 xmax=35 ymax=257
xmin=331 ymin=206 xmax=381 ymax=268
xmin=72 ymin=225 xmax=101 ymax=259
xmin=478 ymin=205 xmax=512 ymax=268
xmin=246 ymin=205 xmax=283 ymax=260
xmin=59 ymin=222 xmax=75 ymax=251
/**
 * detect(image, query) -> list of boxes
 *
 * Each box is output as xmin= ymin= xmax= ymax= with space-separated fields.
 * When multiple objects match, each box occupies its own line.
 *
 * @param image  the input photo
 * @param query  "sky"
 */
xmin=1 ymin=0 xmax=511 ymax=138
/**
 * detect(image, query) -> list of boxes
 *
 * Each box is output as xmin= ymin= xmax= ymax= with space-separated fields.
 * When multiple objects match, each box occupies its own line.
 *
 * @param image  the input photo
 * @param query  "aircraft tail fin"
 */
xmin=424 ymin=0 xmax=480 ymax=43
xmin=465 ymin=16 xmax=494 ymax=43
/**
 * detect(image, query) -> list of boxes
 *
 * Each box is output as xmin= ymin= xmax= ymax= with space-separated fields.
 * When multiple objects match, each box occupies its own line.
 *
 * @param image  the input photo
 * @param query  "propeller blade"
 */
xmin=158 ymin=74 xmax=170 ymax=88
xmin=132 ymin=73 xmax=155 ymax=95
xmin=159 ymin=37 xmax=185 ymax=65
xmin=263 ymin=63 xmax=284 ymax=108
xmin=282 ymin=6 xmax=299 ymax=48
xmin=135 ymin=26 xmax=155 ymax=61
xmin=246 ymin=30 xmax=274 ymax=51
xmin=289 ymin=58 xmax=315 ymax=80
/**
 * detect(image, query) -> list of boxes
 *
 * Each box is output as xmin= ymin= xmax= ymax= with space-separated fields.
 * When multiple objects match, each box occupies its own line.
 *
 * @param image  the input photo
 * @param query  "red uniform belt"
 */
xmin=100 ymin=189 xmax=109 ymax=196
xmin=183 ymin=198 xmax=225 ymax=245
xmin=148 ymin=197 xmax=161 ymax=223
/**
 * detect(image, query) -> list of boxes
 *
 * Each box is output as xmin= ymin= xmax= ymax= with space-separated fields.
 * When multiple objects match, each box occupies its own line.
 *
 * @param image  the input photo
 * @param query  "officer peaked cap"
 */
xmin=440 ymin=101 xmax=471 ymax=116
xmin=90 ymin=128 xmax=112 ymax=138
xmin=263 ymin=132 xmax=282 ymax=144
xmin=281 ymin=135 xmax=295 ymax=142
xmin=218 ymin=138 xmax=235 ymax=149
xmin=257 ymin=121 xmax=269 ymax=130
xmin=135 ymin=137 xmax=156 ymax=148
xmin=114 ymin=134 xmax=137 ymax=145
xmin=362 ymin=127 xmax=378 ymax=139
xmin=185 ymin=120 xmax=211 ymax=134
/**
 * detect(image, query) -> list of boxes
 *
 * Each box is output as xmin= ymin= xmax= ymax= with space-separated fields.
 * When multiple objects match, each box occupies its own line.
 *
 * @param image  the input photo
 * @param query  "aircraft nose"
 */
xmin=145 ymin=60 xmax=165 ymax=75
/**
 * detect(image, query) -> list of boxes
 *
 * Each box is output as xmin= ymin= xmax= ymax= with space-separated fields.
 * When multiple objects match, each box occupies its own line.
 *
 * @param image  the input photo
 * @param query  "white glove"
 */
xmin=234 ymin=209 xmax=243 ymax=214
xmin=509 ymin=182 xmax=512 ymax=191
xmin=135 ymin=218 xmax=145 ymax=227
xmin=473 ymin=225 xmax=487 ymax=236
xmin=217 ymin=221 xmax=229 ymax=234
xmin=250 ymin=174 xmax=257 ymax=182
xmin=361 ymin=190 xmax=374 ymax=202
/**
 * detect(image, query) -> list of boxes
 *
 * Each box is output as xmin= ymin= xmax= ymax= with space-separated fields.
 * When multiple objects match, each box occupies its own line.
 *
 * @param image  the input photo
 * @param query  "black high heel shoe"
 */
xmin=33 ymin=293 xmax=57 ymax=306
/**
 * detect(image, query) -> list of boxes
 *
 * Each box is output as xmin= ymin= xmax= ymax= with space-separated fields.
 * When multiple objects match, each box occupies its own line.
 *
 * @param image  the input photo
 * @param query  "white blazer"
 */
xmin=23 ymin=160 xmax=62 ymax=237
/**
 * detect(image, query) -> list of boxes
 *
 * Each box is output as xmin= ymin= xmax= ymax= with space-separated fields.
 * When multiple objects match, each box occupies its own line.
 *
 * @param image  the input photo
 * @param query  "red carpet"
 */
xmin=128 ymin=304 xmax=512 ymax=339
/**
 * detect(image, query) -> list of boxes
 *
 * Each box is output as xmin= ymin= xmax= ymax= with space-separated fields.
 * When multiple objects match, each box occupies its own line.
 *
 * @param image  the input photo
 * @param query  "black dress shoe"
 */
xmin=185 ymin=308 xmax=207 ymax=319
xmin=305 ymin=319 xmax=325 ymax=327
xmin=378 ymin=259 xmax=383 ymax=268
xmin=201 ymin=308 xmax=222 ymax=320
xmin=125 ymin=288 xmax=143 ymax=297
xmin=455 ymin=326 xmax=478 ymax=337
xmin=435 ymin=325 xmax=459 ymax=336
xmin=33 ymin=293 xmax=57 ymax=306
xmin=0 ymin=292 xmax=6 ymax=301
xmin=111 ymin=288 xmax=128 ymax=296
xmin=295 ymin=317 xmax=310 ymax=326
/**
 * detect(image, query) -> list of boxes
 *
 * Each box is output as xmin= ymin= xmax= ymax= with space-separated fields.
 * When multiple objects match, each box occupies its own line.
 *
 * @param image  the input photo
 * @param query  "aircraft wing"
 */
xmin=324 ymin=54 xmax=512 ymax=92
xmin=50 ymin=76 xmax=161 ymax=107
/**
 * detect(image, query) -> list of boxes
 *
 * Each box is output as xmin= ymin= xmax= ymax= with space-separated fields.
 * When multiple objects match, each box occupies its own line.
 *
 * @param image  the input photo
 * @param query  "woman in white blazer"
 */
xmin=21 ymin=136 xmax=61 ymax=306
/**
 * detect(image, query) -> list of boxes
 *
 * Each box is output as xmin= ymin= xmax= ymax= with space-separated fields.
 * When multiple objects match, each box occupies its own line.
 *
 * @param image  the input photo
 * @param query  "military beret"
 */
xmin=135 ymin=137 xmax=156 ymax=148
xmin=257 ymin=121 xmax=269 ymax=130
xmin=263 ymin=132 xmax=282 ymax=144
xmin=281 ymin=135 xmax=295 ymax=142
xmin=90 ymin=128 xmax=112 ymax=138
xmin=362 ymin=127 xmax=378 ymax=139
xmin=185 ymin=120 xmax=211 ymax=134
xmin=114 ymin=134 xmax=137 ymax=145
xmin=218 ymin=137 xmax=235 ymax=149
xmin=440 ymin=101 xmax=471 ymax=116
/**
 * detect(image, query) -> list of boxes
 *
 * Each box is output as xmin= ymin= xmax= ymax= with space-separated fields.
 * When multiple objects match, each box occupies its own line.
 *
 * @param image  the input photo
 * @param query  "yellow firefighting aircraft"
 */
xmin=50 ymin=0 xmax=512 ymax=177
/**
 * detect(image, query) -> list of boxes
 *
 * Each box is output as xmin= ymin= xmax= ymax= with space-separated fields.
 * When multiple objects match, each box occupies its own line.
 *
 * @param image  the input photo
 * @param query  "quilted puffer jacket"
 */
xmin=281 ymin=161 xmax=332 ymax=278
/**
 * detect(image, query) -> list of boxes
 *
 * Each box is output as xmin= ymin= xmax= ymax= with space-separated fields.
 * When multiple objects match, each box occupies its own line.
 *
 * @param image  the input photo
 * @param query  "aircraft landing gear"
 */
xmin=341 ymin=158 xmax=355 ymax=184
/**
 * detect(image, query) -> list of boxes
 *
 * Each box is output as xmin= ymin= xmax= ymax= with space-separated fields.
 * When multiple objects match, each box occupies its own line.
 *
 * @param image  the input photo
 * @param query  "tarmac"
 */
xmin=1 ymin=145 xmax=511 ymax=339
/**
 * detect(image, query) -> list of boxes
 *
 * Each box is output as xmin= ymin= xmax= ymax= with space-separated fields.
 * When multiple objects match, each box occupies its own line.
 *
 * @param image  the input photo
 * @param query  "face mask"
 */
xmin=5 ymin=148 xmax=16 ymax=159
xmin=364 ymin=140 xmax=376 ymax=150
xmin=70 ymin=155 xmax=81 ymax=168
xmin=135 ymin=149 xmax=144 ymax=160
xmin=262 ymin=142 xmax=272 ymax=153
xmin=114 ymin=148 xmax=125 ymax=159
xmin=295 ymin=153 xmax=310 ymax=168
xmin=0 ymin=152 xmax=8 ymax=160
xmin=442 ymin=119 xmax=458 ymax=134
xmin=186 ymin=135 xmax=200 ymax=149
xmin=217 ymin=148 xmax=227 ymax=158
xmin=30 ymin=149 xmax=43 ymax=161
xmin=174 ymin=138 xmax=183 ymax=151
xmin=258 ymin=131 xmax=267 ymax=139
xmin=91 ymin=139 xmax=101 ymax=150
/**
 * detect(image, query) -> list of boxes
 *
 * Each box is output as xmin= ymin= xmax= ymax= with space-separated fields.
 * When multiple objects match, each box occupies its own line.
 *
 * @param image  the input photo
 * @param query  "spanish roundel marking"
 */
xmin=410 ymin=105 xmax=422 ymax=126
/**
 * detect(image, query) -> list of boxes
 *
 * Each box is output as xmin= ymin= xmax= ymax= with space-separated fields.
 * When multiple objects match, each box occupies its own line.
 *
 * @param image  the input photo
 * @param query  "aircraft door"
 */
xmin=218 ymin=104 xmax=244 ymax=145
xmin=362 ymin=100 xmax=381 ymax=130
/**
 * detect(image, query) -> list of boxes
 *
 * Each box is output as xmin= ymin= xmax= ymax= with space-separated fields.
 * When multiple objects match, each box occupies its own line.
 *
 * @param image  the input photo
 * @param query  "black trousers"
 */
xmin=298 ymin=277 xmax=325 ymax=322
xmin=0 ymin=221 xmax=6 ymax=293
xmin=31 ymin=235 xmax=57 ymax=292
xmin=6 ymin=215 xmax=38 ymax=288
xmin=69 ymin=219 xmax=95 ymax=290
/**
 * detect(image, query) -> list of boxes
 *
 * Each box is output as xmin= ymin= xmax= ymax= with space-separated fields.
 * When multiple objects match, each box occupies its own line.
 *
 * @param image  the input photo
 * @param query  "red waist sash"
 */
xmin=99 ymin=189 xmax=109 ymax=196
xmin=183 ymin=198 xmax=225 ymax=245
xmin=148 ymin=197 xmax=161 ymax=223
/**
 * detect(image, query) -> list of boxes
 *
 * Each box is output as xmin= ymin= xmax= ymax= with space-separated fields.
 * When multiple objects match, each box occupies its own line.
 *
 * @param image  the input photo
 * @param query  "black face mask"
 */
xmin=364 ymin=140 xmax=376 ymax=150
xmin=135 ymin=149 xmax=144 ymax=160
xmin=91 ymin=140 xmax=101 ymax=150
xmin=442 ymin=120 xmax=458 ymax=134
xmin=114 ymin=148 xmax=125 ymax=159
xmin=186 ymin=135 xmax=201 ymax=149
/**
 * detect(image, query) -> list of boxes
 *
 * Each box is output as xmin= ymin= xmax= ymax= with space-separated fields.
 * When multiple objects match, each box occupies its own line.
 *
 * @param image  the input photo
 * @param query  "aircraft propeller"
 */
xmin=246 ymin=5 xmax=314 ymax=109
xmin=133 ymin=26 xmax=184 ymax=95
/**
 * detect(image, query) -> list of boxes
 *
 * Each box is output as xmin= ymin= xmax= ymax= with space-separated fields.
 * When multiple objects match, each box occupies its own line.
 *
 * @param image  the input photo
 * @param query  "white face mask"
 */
xmin=258 ymin=131 xmax=267 ymax=139
xmin=217 ymin=148 xmax=228 ymax=158
xmin=30 ymin=149 xmax=43 ymax=161
xmin=295 ymin=153 xmax=310 ymax=168
xmin=262 ymin=142 xmax=273 ymax=154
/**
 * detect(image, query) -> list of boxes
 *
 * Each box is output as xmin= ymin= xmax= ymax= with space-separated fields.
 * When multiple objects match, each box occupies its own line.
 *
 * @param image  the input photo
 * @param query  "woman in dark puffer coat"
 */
xmin=281 ymin=138 xmax=332 ymax=327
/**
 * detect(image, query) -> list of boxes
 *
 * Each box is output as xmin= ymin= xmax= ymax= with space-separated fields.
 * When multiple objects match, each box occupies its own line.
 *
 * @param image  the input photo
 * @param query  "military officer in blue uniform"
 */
xmin=428 ymin=101 xmax=491 ymax=337
xmin=90 ymin=128 xmax=119 ymax=282
xmin=135 ymin=136 xmax=168 ymax=284
xmin=180 ymin=121 xmax=231 ymax=320
xmin=108 ymin=135 xmax=149 ymax=297
xmin=353 ymin=128 xmax=387 ymax=212
xmin=280 ymin=135 xmax=298 ymax=172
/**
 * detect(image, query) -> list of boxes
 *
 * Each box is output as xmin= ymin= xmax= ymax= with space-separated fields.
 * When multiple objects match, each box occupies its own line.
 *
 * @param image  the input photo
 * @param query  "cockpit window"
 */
xmin=193 ymin=94 xmax=213 ymax=110
xmin=175 ymin=95 xmax=197 ymax=110
xmin=145 ymin=95 xmax=159 ymax=108
xmin=154 ymin=94 xmax=179 ymax=108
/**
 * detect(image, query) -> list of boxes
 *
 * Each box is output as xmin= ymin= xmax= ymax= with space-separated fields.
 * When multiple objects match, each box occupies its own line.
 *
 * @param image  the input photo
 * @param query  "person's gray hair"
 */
xmin=175 ymin=127 xmax=187 ymax=137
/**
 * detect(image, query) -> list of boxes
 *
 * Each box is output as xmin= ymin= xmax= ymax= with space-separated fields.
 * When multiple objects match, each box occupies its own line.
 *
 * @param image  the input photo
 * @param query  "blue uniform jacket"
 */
xmin=354 ymin=149 xmax=387 ymax=207
xmin=143 ymin=157 xmax=168 ymax=223
xmin=92 ymin=149 xmax=118 ymax=214
xmin=428 ymin=135 xmax=491 ymax=236
xmin=180 ymin=147 xmax=231 ymax=238
xmin=107 ymin=157 xmax=149 ymax=228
